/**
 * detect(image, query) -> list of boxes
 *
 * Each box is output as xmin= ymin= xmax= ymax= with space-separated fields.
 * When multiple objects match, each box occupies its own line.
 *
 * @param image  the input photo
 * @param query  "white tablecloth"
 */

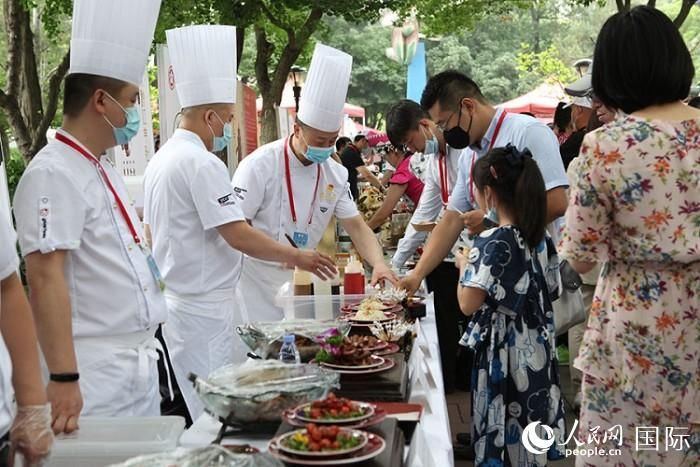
xmin=180 ymin=295 xmax=454 ymax=467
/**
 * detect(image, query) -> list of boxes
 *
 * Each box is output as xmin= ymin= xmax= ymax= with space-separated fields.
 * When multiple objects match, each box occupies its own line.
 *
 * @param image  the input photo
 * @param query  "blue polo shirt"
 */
xmin=448 ymin=108 xmax=569 ymax=213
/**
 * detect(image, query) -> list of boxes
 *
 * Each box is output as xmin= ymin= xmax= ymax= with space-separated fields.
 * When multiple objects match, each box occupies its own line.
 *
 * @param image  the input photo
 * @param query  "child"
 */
xmin=455 ymin=144 xmax=566 ymax=466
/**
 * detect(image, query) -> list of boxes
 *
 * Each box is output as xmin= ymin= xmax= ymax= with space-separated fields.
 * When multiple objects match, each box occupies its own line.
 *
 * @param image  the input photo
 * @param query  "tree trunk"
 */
xmin=254 ymin=6 xmax=323 ymax=144
xmin=530 ymin=6 xmax=541 ymax=54
xmin=673 ymin=0 xmax=695 ymax=29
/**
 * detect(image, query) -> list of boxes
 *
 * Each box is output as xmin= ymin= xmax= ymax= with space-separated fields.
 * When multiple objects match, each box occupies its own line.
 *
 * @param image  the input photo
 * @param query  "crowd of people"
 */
xmin=0 ymin=2 xmax=698 ymax=467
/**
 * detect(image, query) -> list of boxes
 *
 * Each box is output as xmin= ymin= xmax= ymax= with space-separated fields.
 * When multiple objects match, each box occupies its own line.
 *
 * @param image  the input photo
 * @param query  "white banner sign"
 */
xmin=156 ymin=44 xmax=181 ymax=145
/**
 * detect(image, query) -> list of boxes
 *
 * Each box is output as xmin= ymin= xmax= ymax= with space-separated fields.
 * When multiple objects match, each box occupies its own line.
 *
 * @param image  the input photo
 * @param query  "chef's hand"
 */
xmin=9 ymin=404 xmax=54 ymax=465
xmin=461 ymin=209 xmax=485 ymax=235
xmin=398 ymin=273 xmax=421 ymax=296
xmin=370 ymin=263 xmax=399 ymax=288
xmin=292 ymin=250 xmax=337 ymax=281
xmin=47 ymin=381 xmax=82 ymax=434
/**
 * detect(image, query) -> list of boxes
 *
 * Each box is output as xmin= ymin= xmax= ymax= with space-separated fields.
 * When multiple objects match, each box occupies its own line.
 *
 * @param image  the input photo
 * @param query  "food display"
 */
xmin=191 ymin=361 xmax=339 ymax=425
xmin=372 ymin=287 xmax=408 ymax=304
xmin=278 ymin=424 xmax=367 ymax=457
xmin=344 ymin=335 xmax=387 ymax=351
xmin=112 ymin=446 xmax=282 ymax=467
xmin=237 ymin=320 xmax=351 ymax=361
xmin=296 ymin=393 xmax=374 ymax=424
xmin=368 ymin=319 xmax=413 ymax=343
xmin=314 ymin=330 xmax=384 ymax=368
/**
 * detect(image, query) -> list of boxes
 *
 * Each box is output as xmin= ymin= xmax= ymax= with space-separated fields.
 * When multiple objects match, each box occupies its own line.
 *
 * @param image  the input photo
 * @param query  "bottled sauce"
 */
xmin=293 ymin=268 xmax=314 ymax=296
xmin=279 ymin=334 xmax=301 ymax=364
xmin=343 ymin=256 xmax=365 ymax=295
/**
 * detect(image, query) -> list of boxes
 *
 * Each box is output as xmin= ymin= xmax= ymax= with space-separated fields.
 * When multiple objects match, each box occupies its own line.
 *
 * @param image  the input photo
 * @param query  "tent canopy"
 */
xmin=498 ymin=82 xmax=566 ymax=122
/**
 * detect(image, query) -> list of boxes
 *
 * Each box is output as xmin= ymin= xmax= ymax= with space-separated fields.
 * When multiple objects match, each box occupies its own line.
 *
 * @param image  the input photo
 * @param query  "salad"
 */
xmin=282 ymin=423 xmax=363 ymax=453
xmin=302 ymin=393 xmax=370 ymax=421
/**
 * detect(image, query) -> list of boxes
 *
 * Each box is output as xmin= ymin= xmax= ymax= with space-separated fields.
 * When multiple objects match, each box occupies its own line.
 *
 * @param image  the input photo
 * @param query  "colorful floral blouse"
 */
xmin=560 ymin=115 xmax=700 ymax=425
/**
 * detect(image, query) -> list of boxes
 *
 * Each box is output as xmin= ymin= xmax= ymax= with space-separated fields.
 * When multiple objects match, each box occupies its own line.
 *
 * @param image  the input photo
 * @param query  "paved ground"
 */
xmin=448 ymin=365 xmax=579 ymax=466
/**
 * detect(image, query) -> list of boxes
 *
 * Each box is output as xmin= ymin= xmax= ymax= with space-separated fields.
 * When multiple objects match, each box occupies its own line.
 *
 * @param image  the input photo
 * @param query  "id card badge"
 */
xmin=139 ymin=244 xmax=166 ymax=291
xmin=292 ymin=231 xmax=309 ymax=248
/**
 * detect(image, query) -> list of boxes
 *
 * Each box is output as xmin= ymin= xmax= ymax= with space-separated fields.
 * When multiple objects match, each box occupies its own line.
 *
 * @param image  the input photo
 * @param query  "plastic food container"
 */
xmin=47 ymin=416 xmax=185 ymax=467
xmin=192 ymin=361 xmax=340 ymax=425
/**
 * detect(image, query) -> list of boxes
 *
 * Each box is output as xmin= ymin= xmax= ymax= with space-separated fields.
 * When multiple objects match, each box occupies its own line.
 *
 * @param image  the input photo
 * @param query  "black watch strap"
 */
xmin=50 ymin=372 xmax=80 ymax=382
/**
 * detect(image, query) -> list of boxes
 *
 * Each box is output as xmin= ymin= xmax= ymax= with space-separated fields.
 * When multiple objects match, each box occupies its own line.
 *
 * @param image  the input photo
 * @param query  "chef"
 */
xmin=232 ymin=43 xmax=398 ymax=320
xmin=13 ymin=0 xmax=167 ymax=433
xmin=143 ymin=25 xmax=335 ymax=423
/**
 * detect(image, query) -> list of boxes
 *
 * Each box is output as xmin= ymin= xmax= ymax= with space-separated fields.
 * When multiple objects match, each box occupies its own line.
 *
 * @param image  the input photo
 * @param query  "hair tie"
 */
xmin=504 ymin=144 xmax=532 ymax=167
xmin=489 ymin=165 xmax=499 ymax=180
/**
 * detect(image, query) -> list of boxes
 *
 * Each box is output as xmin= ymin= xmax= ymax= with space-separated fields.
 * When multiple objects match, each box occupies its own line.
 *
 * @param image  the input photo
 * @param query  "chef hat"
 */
xmin=166 ymin=25 xmax=237 ymax=108
xmin=69 ymin=0 xmax=161 ymax=86
xmin=297 ymin=43 xmax=353 ymax=132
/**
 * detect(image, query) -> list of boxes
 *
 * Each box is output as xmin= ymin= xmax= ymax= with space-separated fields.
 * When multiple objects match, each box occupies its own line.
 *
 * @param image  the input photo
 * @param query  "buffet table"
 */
xmin=180 ymin=295 xmax=454 ymax=467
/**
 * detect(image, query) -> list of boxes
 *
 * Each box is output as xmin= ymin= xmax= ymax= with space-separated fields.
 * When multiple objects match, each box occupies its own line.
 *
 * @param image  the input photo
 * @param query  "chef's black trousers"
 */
xmin=425 ymin=261 xmax=473 ymax=393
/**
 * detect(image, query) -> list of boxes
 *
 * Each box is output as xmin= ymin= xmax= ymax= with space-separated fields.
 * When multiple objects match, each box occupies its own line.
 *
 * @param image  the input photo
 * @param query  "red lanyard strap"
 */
xmin=284 ymin=136 xmax=321 ymax=227
xmin=55 ymin=133 xmax=141 ymax=246
xmin=438 ymin=151 xmax=449 ymax=205
xmin=469 ymin=110 xmax=508 ymax=202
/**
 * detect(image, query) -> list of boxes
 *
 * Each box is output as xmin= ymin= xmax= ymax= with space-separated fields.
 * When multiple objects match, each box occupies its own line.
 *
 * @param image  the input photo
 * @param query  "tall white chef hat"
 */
xmin=297 ymin=43 xmax=353 ymax=132
xmin=166 ymin=25 xmax=237 ymax=108
xmin=69 ymin=0 xmax=161 ymax=86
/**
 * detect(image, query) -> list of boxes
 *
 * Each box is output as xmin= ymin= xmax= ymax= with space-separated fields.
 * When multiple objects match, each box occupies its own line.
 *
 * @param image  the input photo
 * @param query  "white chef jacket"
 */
xmin=143 ymin=129 xmax=246 ymax=297
xmin=232 ymin=137 xmax=359 ymax=320
xmin=232 ymin=136 xmax=359 ymax=253
xmin=0 ymin=216 xmax=18 ymax=437
xmin=13 ymin=129 xmax=167 ymax=337
xmin=392 ymin=146 xmax=469 ymax=268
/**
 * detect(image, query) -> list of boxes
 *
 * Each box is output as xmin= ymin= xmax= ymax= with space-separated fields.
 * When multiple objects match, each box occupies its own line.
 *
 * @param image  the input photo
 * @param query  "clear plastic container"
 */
xmin=275 ymin=281 xmax=373 ymax=320
xmin=47 ymin=416 xmax=185 ymax=467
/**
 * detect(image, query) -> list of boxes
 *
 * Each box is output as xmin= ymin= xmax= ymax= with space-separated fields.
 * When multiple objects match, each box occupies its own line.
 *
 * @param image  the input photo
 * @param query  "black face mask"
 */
xmin=443 ymin=105 xmax=473 ymax=149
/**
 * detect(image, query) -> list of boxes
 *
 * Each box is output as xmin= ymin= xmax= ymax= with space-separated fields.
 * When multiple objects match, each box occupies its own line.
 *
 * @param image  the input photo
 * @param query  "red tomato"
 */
xmin=332 ymin=441 xmax=341 ymax=449
xmin=328 ymin=426 xmax=340 ymax=438
xmin=310 ymin=408 xmax=322 ymax=419
xmin=310 ymin=430 xmax=322 ymax=442
xmin=328 ymin=392 xmax=336 ymax=400
xmin=310 ymin=442 xmax=321 ymax=452
xmin=306 ymin=423 xmax=316 ymax=432
xmin=330 ymin=409 xmax=338 ymax=416
xmin=341 ymin=406 xmax=350 ymax=414
xmin=320 ymin=438 xmax=331 ymax=448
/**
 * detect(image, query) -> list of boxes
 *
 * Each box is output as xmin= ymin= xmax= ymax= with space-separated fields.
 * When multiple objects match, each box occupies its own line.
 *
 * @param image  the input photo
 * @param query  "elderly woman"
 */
xmin=561 ymin=6 xmax=700 ymax=466
xmin=366 ymin=144 xmax=424 ymax=231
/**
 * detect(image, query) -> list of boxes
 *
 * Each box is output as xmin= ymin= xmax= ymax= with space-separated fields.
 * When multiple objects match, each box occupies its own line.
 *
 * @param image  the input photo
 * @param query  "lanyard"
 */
xmin=284 ymin=136 xmax=321 ymax=227
xmin=438 ymin=151 xmax=449 ymax=205
xmin=55 ymin=133 xmax=142 ymax=246
xmin=469 ymin=110 xmax=508 ymax=202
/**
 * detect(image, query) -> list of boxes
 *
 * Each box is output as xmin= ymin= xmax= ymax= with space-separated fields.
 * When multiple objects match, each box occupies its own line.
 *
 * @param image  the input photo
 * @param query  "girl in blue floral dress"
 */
xmin=455 ymin=145 xmax=566 ymax=466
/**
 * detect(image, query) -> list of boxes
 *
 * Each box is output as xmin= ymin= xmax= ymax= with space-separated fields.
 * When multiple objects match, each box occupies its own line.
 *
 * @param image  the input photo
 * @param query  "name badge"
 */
xmin=140 ymin=244 xmax=166 ymax=291
xmin=292 ymin=231 xmax=309 ymax=248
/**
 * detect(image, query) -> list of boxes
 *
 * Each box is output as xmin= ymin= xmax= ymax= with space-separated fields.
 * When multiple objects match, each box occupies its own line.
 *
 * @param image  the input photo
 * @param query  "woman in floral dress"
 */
xmin=561 ymin=6 xmax=700 ymax=466
xmin=456 ymin=145 xmax=566 ymax=466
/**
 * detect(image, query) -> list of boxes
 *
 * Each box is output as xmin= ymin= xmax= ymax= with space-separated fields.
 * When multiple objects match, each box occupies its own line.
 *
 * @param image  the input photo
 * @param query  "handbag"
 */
xmin=552 ymin=260 xmax=586 ymax=336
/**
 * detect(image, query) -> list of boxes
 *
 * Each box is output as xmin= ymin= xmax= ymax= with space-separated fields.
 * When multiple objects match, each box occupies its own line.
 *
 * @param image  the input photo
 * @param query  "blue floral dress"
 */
xmin=460 ymin=225 xmax=566 ymax=466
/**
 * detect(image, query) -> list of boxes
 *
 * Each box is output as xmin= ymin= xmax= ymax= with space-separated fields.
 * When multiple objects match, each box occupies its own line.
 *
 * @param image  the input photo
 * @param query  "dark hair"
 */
xmin=385 ymin=99 xmax=426 ymax=147
xmin=335 ymin=136 xmax=351 ymax=151
xmin=688 ymin=96 xmax=700 ymax=109
xmin=593 ymin=6 xmax=694 ymax=114
xmin=520 ymin=112 xmax=536 ymax=118
xmin=63 ymin=73 xmax=129 ymax=117
xmin=353 ymin=134 xmax=367 ymax=144
xmin=420 ymin=70 xmax=486 ymax=112
xmin=472 ymin=145 xmax=546 ymax=249
xmin=553 ymin=102 xmax=571 ymax=132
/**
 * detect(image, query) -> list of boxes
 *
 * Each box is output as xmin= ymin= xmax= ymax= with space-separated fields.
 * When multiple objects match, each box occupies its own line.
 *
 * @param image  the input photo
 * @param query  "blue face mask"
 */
xmin=423 ymin=127 xmax=439 ymax=155
xmin=301 ymin=132 xmax=333 ymax=164
xmin=209 ymin=113 xmax=233 ymax=152
xmin=484 ymin=206 xmax=499 ymax=226
xmin=103 ymin=92 xmax=140 ymax=146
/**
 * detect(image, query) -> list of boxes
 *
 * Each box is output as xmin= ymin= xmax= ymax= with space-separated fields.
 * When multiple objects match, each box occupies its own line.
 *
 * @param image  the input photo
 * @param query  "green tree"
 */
xmin=0 ymin=0 xmax=71 ymax=160
xmin=573 ymin=0 xmax=696 ymax=27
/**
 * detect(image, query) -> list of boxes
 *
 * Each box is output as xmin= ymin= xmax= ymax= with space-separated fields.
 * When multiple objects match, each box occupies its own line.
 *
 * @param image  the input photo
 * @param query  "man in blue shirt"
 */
xmin=400 ymin=70 xmax=569 ymax=295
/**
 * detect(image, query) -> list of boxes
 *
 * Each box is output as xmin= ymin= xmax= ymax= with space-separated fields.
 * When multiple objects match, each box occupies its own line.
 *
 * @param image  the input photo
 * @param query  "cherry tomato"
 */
xmin=332 ymin=441 xmax=341 ymax=449
xmin=320 ymin=438 xmax=332 ymax=448
xmin=310 ymin=430 xmax=322 ymax=442
xmin=310 ymin=442 xmax=321 ymax=452
xmin=310 ymin=408 xmax=322 ymax=419
xmin=328 ymin=426 xmax=340 ymax=438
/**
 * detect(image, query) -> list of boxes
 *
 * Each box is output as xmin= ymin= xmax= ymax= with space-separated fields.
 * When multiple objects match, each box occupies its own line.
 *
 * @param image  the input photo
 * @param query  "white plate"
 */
xmin=347 ymin=311 xmax=397 ymax=323
xmin=276 ymin=428 xmax=367 ymax=458
xmin=320 ymin=355 xmax=385 ymax=371
xmin=269 ymin=432 xmax=386 ymax=465
xmin=294 ymin=401 xmax=375 ymax=424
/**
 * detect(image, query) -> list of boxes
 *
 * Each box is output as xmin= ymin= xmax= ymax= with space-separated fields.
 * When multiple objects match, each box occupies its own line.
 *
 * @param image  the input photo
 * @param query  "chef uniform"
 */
xmin=143 ymin=25 xmax=244 ymax=421
xmin=233 ymin=44 xmax=359 ymax=321
xmin=0 ymin=216 xmax=18 ymax=443
xmin=12 ymin=0 xmax=167 ymax=416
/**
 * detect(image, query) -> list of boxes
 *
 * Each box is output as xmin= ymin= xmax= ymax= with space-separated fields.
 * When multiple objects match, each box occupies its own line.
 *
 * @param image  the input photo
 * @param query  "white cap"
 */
xmin=564 ymin=96 xmax=593 ymax=109
xmin=565 ymin=62 xmax=593 ymax=97
xmin=166 ymin=25 xmax=237 ymax=108
xmin=297 ymin=43 xmax=353 ymax=132
xmin=69 ymin=0 xmax=161 ymax=86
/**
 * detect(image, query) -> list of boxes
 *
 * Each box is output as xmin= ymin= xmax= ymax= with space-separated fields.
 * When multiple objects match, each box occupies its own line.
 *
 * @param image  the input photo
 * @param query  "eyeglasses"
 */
xmin=437 ymin=108 xmax=459 ymax=132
